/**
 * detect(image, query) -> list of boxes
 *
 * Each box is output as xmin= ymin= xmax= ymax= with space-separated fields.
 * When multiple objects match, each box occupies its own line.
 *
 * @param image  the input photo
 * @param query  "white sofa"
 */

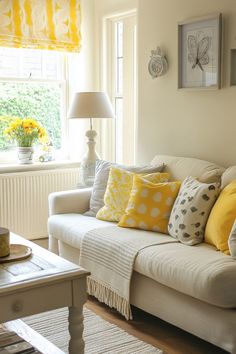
xmin=48 ymin=155 xmax=236 ymax=354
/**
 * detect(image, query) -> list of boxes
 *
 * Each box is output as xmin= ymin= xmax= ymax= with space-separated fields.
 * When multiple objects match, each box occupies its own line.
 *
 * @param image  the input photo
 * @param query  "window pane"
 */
xmin=114 ymin=21 xmax=124 ymax=162
xmin=0 ymin=48 xmax=19 ymax=77
xmin=0 ymin=82 xmax=62 ymax=152
xmin=115 ymin=97 xmax=123 ymax=162
xmin=21 ymin=49 xmax=42 ymax=78
xmin=0 ymin=47 xmax=62 ymax=80
xmin=116 ymin=57 xmax=123 ymax=95
xmin=116 ymin=22 xmax=123 ymax=58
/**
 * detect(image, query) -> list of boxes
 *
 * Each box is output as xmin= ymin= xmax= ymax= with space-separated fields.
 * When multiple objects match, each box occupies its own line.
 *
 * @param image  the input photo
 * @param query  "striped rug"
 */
xmin=23 ymin=307 xmax=162 ymax=354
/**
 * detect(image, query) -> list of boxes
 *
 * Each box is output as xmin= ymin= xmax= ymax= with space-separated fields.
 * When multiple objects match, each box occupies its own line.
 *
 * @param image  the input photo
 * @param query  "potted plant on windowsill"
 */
xmin=4 ymin=117 xmax=48 ymax=164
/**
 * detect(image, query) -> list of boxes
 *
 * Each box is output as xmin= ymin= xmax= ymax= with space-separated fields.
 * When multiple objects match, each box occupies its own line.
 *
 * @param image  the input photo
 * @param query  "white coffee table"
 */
xmin=0 ymin=233 xmax=90 ymax=354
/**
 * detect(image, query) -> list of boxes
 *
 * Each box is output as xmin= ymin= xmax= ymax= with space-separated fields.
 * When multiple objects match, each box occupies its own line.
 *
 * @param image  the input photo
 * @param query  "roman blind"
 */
xmin=0 ymin=0 xmax=81 ymax=52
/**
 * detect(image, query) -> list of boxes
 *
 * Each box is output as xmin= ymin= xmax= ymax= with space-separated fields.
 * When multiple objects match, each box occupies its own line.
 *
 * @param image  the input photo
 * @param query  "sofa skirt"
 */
xmin=131 ymin=272 xmax=236 ymax=354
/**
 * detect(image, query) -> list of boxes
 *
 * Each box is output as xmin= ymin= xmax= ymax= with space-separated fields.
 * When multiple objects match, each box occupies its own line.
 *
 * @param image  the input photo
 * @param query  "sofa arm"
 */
xmin=48 ymin=188 xmax=92 ymax=216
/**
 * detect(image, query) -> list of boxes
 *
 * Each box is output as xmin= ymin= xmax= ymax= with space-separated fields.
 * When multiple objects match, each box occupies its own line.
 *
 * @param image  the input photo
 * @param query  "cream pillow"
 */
xmin=168 ymin=176 xmax=220 ymax=246
xmin=96 ymin=167 xmax=169 ymax=222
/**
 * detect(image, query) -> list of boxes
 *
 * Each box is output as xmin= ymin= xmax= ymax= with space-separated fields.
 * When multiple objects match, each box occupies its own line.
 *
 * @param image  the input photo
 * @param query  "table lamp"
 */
xmin=67 ymin=92 xmax=115 ymax=186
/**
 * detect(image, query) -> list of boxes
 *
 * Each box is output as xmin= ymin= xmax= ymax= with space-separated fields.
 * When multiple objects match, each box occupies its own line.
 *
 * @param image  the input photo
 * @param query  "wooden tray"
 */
xmin=0 ymin=244 xmax=32 ymax=263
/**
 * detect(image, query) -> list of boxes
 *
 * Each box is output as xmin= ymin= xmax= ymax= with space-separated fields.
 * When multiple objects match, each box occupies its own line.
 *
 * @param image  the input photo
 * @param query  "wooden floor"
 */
xmin=86 ymin=296 xmax=228 ymax=354
xmin=34 ymin=239 xmax=228 ymax=354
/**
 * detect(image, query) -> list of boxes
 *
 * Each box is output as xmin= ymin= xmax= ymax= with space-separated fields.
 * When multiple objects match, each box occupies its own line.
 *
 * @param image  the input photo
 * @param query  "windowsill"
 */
xmin=0 ymin=160 xmax=80 ymax=174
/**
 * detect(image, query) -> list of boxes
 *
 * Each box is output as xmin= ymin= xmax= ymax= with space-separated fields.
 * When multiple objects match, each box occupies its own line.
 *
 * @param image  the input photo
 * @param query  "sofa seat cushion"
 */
xmin=134 ymin=242 xmax=236 ymax=308
xmin=49 ymin=214 xmax=236 ymax=308
xmin=48 ymin=214 xmax=113 ymax=249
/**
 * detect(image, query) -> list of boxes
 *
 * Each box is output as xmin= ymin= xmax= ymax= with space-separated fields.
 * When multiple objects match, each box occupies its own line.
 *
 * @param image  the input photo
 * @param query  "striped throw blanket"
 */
xmin=79 ymin=226 xmax=178 ymax=320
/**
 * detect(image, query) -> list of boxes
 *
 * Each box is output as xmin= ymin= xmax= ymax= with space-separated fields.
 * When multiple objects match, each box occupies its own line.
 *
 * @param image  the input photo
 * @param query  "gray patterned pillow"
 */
xmin=168 ymin=176 xmax=220 ymax=245
xmin=85 ymin=160 xmax=164 ymax=217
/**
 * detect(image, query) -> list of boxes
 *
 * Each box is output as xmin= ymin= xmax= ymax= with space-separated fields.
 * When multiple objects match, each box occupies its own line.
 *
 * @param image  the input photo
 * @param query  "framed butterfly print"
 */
xmin=178 ymin=13 xmax=222 ymax=89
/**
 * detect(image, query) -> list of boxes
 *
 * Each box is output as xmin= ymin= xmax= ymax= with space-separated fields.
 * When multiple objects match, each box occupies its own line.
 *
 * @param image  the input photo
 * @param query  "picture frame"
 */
xmin=178 ymin=13 xmax=222 ymax=90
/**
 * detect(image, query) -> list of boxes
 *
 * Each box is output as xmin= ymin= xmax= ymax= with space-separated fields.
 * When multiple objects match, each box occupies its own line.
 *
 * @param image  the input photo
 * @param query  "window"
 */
xmin=0 ymin=47 xmax=68 ymax=163
xmin=114 ymin=22 xmax=124 ymax=163
xmin=104 ymin=13 xmax=137 ymax=165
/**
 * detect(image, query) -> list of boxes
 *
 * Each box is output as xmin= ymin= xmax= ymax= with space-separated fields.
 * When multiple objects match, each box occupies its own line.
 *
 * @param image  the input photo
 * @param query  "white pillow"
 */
xmin=228 ymin=220 xmax=236 ymax=259
xmin=85 ymin=160 xmax=164 ymax=217
xmin=168 ymin=176 xmax=220 ymax=245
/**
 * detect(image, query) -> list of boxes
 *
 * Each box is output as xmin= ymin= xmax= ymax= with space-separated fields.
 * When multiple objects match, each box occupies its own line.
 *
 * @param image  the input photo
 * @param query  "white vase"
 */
xmin=17 ymin=147 xmax=34 ymax=164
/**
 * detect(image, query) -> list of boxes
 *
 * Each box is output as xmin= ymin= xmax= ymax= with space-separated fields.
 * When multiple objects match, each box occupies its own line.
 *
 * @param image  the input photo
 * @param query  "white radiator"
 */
xmin=0 ymin=168 xmax=79 ymax=239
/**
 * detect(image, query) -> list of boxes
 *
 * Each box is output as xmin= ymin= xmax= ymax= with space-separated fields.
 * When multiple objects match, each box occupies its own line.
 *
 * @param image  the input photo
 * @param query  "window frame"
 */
xmin=102 ymin=10 xmax=137 ymax=164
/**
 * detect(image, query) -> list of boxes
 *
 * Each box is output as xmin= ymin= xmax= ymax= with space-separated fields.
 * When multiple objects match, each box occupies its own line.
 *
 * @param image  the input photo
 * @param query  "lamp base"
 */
xmin=79 ymin=129 xmax=100 ymax=187
xmin=80 ymin=159 xmax=98 ymax=187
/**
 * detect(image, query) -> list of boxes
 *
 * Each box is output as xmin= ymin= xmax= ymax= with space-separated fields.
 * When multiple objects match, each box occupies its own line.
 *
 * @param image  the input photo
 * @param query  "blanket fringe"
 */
xmin=87 ymin=276 xmax=133 ymax=320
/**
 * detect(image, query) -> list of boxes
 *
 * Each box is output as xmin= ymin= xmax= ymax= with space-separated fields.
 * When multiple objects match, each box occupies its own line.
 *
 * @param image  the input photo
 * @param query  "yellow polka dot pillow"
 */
xmin=96 ymin=167 xmax=169 ymax=222
xmin=118 ymin=176 xmax=181 ymax=233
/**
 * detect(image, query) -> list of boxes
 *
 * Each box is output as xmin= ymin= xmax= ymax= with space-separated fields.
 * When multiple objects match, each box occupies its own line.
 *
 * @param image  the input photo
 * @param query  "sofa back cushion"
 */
xmin=151 ymin=155 xmax=225 ymax=183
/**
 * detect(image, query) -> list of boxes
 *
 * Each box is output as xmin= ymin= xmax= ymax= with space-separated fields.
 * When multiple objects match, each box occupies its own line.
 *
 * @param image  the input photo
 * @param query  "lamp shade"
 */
xmin=67 ymin=92 xmax=115 ymax=119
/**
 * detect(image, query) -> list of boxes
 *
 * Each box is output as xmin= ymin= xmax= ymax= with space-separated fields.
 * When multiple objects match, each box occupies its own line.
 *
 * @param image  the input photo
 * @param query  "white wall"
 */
xmin=76 ymin=0 xmax=96 ymax=92
xmin=137 ymin=0 xmax=236 ymax=167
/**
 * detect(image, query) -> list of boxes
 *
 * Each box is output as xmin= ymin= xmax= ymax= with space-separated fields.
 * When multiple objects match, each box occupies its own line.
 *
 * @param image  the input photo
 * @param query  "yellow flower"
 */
xmin=3 ymin=116 xmax=48 ymax=147
xmin=4 ymin=128 xmax=10 ymax=135
xmin=40 ymin=135 xmax=48 ymax=144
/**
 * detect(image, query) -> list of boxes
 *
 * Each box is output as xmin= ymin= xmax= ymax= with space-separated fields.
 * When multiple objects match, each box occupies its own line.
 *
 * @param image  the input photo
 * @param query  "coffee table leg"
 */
xmin=68 ymin=305 xmax=84 ymax=354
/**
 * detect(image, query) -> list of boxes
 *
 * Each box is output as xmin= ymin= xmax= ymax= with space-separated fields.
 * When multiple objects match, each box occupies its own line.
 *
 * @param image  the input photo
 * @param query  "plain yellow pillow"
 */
xmin=118 ymin=175 xmax=181 ymax=233
xmin=96 ymin=167 xmax=169 ymax=222
xmin=205 ymin=180 xmax=236 ymax=254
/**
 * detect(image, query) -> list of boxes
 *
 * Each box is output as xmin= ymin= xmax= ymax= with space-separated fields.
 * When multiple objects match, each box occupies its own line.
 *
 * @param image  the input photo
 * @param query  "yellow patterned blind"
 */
xmin=0 ymin=0 xmax=82 ymax=52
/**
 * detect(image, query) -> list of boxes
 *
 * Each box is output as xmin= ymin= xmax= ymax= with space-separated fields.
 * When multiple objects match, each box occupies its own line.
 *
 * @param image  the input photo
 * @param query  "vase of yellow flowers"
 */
xmin=4 ymin=117 xmax=48 ymax=164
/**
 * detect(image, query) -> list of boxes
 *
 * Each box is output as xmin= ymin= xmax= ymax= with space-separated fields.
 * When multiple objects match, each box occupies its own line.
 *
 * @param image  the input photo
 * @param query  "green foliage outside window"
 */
xmin=0 ymin=82 xmax=61 ymax=151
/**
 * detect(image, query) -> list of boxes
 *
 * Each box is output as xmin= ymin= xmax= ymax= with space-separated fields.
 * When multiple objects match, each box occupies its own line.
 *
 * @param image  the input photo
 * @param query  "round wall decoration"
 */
xmin=148 ymin=47 xmax=168 ymax=78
